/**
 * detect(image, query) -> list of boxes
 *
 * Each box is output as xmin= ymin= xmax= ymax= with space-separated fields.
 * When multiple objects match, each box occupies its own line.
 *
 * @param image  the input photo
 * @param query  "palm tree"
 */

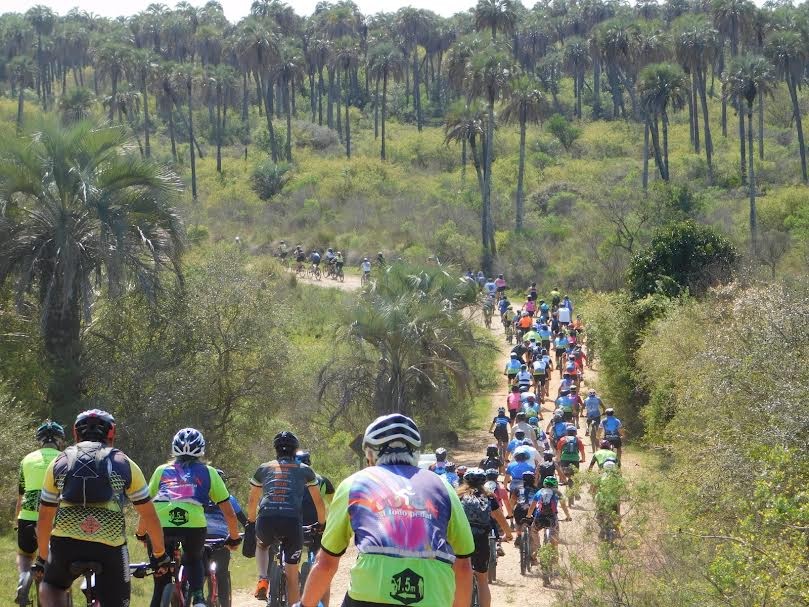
xmin=7 ymin=56 xmax=37 ymax=133
xmin=58 ymin=87 xmax=95 ymax=123
xmin=332 ymin=38 xmax=359 ymax=159
xmin=445 ymin=99 xmax=487 ymax=192
xmin=639 ymin=62 xmax=689 ymax=182
xmin=176 ymin=64 xmax=199 ymax=199
xmin=272 ymin=44 xmax=304 ymax=162
xmin=766 ymin=31 xmax=808 ymax=183
xmin=501 ymin=75 xmax=548 ymax=231
xmin=368 ymin=42 xmax=405 ymax=161
xmin=395 ymin=8 xmax=431 ymax=132
xmin=207 ymin=64 xmax=237 ymax=171
xmin=25 ymin=5 xmax=55 ymax=110
xmin=723 ymin=54 xmax=775 ymax=255
xmin=474 ymin=0 xmax=517 ymax=41
xmin=563 ymin=37 xmax=590 ymax=119
xmin=0 ymin=121 xmax=184 ymax=420
xmin=94 ymin=41 xmax=131 ymax=123
xmin=467 ymin=45 xmax=512 ymax=272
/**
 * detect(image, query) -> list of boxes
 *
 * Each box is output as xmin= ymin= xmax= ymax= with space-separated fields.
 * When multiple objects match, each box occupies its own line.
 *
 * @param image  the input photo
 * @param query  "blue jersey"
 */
xmin=498 ymin=300 xmax=510 ymax=314
xmin=556 ymin=395 xmax=574 ymax=413
xmin=507 ymin=438 xmax=524 ymax=455
xmin=205 ymin=495 xmax=242 ymax=539
xmin=506 ymin=461 xmax=535 ymax=490
xmin=493 ymin=414 xmax=510 ymax=428
xmin=601 ymin=417 xmax=622 ymax=437
xmin=551 ymin=421 xmax=568 ymax=442
xmin=584 ymin=396 xmax=602 ymax=417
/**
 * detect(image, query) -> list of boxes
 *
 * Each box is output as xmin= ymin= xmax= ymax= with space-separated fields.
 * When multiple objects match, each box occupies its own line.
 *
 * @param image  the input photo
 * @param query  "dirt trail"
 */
xmin=233 ymin=288 xmax=640 ymax=607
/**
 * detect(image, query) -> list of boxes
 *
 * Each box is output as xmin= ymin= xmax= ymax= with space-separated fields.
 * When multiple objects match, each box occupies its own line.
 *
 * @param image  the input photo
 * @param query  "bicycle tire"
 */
xmin=206 ymin=572 xmax=220 ymax=607
xmin=159 ymin=583 xmax=178 ymax=607
xmin=470 ymin=578 xmax=480 ymax=607
xmin=268 ymin=561 xmax=284 ymax=607
xmin=519 ymin=532 xmax=528 ymax=576
xmin=16 ymin=572 xmax=34 ymax=607
xmin=487 ymin=535 xmax=497 ymax=583
xmin=299 ymin=561 xmax=311 ymax=594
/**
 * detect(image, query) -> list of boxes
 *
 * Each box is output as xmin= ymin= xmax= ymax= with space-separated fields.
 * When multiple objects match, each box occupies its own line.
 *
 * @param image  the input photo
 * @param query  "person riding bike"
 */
xmin=504 ymin=353 xmax=522 ymax=387
xmin=430 ymin=447 xmax=450 ymax=475
xmin=334 ymin=251 xmax=344 ymax=274
xmin=204 ymin=469 xmax=249 ymax=607
xmin=489 ymin=409 xmax=511 ymax=462
xmin=457 ymin=469 xmax=512 ymax=607
xmin=360 ymin=257 xmax=372 ymax=280
xmin=528 ymin=417 xmax=550 ymax=451
xmin=484 ymin=277 xmax=497 ymax=298
xmin=516 ymin=364 xmax=533 ymax=393
xmin=295 ymin=245 xmax=306 ymax=272
xmin=526 ymin=477 xmax=571 ymax=578
xmin=15 ymin=421 xmax=65 ymax=603
xmin=485 ymin=468 xmax=512 ymax=551
xmin=584 ymin=389 xmax=604 ymax=430
xmin=512 ymin=470 xmax=537 ymax=547
xmin=248 ymin=431 xmax=326 ymax=604
xmin=494 ymin=274 xmax=507 ymax=300
xmin=505 ymin=448 xmax=535 ymax=508
xmin=482 ymin=293 xmax=495 ymax=328
xmin=444 ymin=462 xmax=460 ymax=488
xmin=550 ymin=288 xmax=561 ymax=309
xmin=376 ymin=251 xmax=386 ymax=267
xmin=510 ymin=412 xmax=538 ymax=449
xmin=296 ymin=413 xmax=476 ymax=607
xmin=278 ymin=240 xmax=289 ymax=261
xmin=310 ymin=250 xmax=322 ymax=272
xmin=556 ymin=425 xmax=585 ymax=498
xmin=145 ymin=428 xmax=242 ymax=607
xmin=480 ymin=444 xmax=504 ymax=474
xmin=588 ymin=441 xmax=620 ymax=472
xmin=296 ymin=450 xmax=335 ymax=607
xmin=555 ymin=388 xmax=575 ymax=423
xmin=546 ymin=411 xmax=568 ymax=453
xmin=569 ymin=385 xmax=584 ymax=429
xmin=36 ymin=410 xmax=169 ymax=607
xmin=537 ymin=450 xmax=566 ymax=485
xmin=599 ymin=409 xmax=625 ymax=460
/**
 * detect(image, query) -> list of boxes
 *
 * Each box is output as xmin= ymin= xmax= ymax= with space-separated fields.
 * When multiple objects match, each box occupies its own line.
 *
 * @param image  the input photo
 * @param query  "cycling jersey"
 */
xmin=251 ymin=458 xmax=318 ymax=520
xmin=492 ymin=414 xmax=510 ymax=429
xmin=557 ymin=436 xmax=585 ymax=463
xmin=506 ymin=438 xmax=524 ymax=456
xmin=532 ymin=359 xmax=548 ymax=375
xmin=591 ymin=449 xmax=619 ymax=469
xmin=601 ymin=417 xmax=623 ymax=438
xmin=484 ymin=281 xmax=496 ymax=295
xmin=507 ymin=392 xmax=521 ymax=412
xmin=40 ymin=449 xmax=150 ymax=547
xmin=522 ymin=405 xmax=539 ymax=420
xmin=551 ymin=421 xmax=568 ymax=442
xmin=494 ymin=278 xmax=506 ymax=289
xmin=150 ymin=461 xmax=230 ymax=529
xmin=18 ymin=447 xmax=60 ymax=522
xmin=537 ymin=461 xmax=557 ymax=483
xmin=517 ymin=370 xmax=532 ymax=389
xmin=584 ymin=396 xmax=603 ymax=418
xmin=505 ymin=359 xmax=522 ymax=375
xmin=523 ymin=329 xmax=540 ymax=343
xmin=479 ymin=456 xmax=503 ymax=471
xmin=205 ymin=495 xmax=243 ymax=538
xmin=555 ymin=395 xmax=575 ymax=414
xmin=321 ymin=464 xmax=474 ymax=606
xmin=361 ymin=261 xmax=371 ymax=272
xmin=532 ymin=487 xmax=560 ymax=518
xmin=505 ymin=461 xmax=535 ymax=491
xmin=554 ymin=337 xmax=568 ymax=351
xmin=558 ymin=307 xmax=571 ymax=323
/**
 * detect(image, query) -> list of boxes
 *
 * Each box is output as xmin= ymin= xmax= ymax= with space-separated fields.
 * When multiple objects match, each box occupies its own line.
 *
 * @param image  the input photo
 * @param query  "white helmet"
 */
xmin=362 ymin=414 xmax=421 ymax=452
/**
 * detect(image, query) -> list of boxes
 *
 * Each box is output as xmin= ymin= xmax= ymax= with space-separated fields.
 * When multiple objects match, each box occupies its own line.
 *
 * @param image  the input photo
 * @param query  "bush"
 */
xmin=294 ymin=120 xmax=340 ymax=151
xmin=251 ymin=160 xmax=292 ymax=201
xmin=546 ymin=114 xmax=581 ymax=153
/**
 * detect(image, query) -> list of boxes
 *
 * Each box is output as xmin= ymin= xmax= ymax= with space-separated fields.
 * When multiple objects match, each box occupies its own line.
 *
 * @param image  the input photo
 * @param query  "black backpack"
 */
xmin=61 ymin=442 xmax=115 ymax=506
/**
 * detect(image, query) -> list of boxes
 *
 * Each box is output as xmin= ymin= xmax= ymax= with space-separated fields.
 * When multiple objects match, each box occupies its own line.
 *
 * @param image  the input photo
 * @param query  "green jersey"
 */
xmin=18 ymin=447 xmax=61 ymax=521
xmin=149 ymin=462 xmax=229 ymax=528
xmin=592 ymin=449 xmax=619 ymax=468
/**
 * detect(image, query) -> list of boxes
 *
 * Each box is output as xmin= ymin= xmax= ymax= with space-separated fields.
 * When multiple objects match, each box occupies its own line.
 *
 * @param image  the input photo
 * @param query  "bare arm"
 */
xmin=36 ymin=504 xmax=57 ymax=560
xmin=247 ymin=484 xmax=262 ymax=522
xmin=492 ymin=509 xmax=513 ymax=541
xmin=309 ymin=485 xmax=326 ymax=525
xmin=218 ymin=499 xmax=241 ymax=540
xmin=134 ymin=501 xmax=166 ymax=556
xmin=452 ymin=558 xmax=473 ymax=607
xmin=14 ymin=495 xmax=22 ymax=521
xmin=300 ymin=550 xmax=340 ymax=605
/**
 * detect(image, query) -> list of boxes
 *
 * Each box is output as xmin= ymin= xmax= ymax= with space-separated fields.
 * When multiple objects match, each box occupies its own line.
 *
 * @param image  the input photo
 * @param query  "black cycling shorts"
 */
xmin=533 ymin=515 xmax=559 ymax=533
xmin=17 ymin=520 xmax=37 ymax=555
xmin=470 ymin=531 xmax=491 ymax=573
xmin=562 ymin=411 xmax=573 ymax=422
xmin=44 ymin=536 xmax=131 ymax=605
xmin=256 ymin=516 xmax=303 ymax=564
xmin=607 ymin=436 xmax=622 ymax=448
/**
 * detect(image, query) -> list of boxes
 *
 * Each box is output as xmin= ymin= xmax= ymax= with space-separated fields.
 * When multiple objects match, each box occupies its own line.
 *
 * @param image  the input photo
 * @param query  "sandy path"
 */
xmin=233 ymin=291 xmax=638 ymax=607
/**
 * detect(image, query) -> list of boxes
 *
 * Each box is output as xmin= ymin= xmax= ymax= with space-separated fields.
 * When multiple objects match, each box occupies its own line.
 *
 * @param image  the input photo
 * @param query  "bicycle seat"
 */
xmin=69 ymin=561 xmax=103 ymax=576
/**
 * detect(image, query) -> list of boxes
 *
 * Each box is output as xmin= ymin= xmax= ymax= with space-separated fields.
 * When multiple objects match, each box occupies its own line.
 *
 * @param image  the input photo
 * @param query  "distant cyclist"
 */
xmin=15 ymin=421 xmax=64 ymax=603
xmin=376 ymin=251 xmax=386 ymax=267
xmin=310 ymin=249 xmax=321 ymax=270
xmin=248 ymin=431 xmax=325 ymax=604
xmin=296 ymin=414 xmax=475 ymax=607
xmin=489 ymin=409 xmax=511 ymax=461
xmin=36 ymin=410 xmax=169 ymax=607
xmin=145 ymin=428 xmax=242 ymax=607
xmin=360 ymin=257 xmax=372 ymax=280
xmin=599 ymin=409 xmax=625 ymax=459
xmin=480 ymin=444 xmax=504 ymax=475
xmin=588 ymin=441 xmax=620 ymax=472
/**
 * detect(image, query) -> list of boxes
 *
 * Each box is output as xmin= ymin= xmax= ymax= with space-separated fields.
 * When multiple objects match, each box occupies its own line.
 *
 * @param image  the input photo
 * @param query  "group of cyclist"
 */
xmin=279 ymin=241 xmax=385 ymax=283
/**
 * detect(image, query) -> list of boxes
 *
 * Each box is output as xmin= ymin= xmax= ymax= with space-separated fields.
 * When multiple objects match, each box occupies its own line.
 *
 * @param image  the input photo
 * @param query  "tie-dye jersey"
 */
xmin=149 ymin=462 xmax=229 ymax=528
xmin=321 ymin=464 xmax=474 ymax=606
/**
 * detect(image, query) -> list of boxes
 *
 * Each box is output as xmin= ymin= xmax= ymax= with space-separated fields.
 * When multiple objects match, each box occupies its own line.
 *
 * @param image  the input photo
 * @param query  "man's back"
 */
xmin=19 ymin=447 xmax=60 ymax=521
xmin=251 ymin=458 xmax=317 ymax=519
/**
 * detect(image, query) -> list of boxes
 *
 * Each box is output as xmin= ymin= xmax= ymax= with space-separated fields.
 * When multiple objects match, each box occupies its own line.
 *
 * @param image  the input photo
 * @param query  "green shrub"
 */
xmin=251 ymin=160 xmax=292 ymax=201
xmin=546 ymin=113 xmax=581 ymax=153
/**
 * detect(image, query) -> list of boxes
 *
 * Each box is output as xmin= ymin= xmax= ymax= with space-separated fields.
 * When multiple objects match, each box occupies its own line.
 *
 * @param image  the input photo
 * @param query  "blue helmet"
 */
xmin=172 ymin=428 xmax=206 ymax=457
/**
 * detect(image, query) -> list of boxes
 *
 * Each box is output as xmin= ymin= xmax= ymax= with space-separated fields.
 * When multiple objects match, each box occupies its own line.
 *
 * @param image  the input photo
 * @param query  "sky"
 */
xmin=13 ymin=0 xmax=475 ymax=21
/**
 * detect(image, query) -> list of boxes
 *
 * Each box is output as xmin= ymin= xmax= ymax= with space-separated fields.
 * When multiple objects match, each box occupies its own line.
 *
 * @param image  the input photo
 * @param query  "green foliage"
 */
xmin=250 ymin=160 xmax=292 ymax=201
xmin=627 ymin=221 xmax=737 ymax=299
xmin=545 ymin=113 xmax=581 ymax=152
xmin=0 ymin=389 xmax=36 ymax=527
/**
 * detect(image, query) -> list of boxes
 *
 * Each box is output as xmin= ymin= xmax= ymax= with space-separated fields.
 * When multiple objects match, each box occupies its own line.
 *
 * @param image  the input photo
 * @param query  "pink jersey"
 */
xmin=507 ymin=393 xmax=521 ymax=411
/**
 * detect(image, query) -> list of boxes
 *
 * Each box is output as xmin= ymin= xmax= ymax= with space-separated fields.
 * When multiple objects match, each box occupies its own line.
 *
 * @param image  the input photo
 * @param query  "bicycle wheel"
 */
xmin=268 ymin=561 xmax=284 ymax=607
xmin=160 ymin=584 xmax=179 ymax=607
xmin=519 ymin=532 xmax=528 ymax=576
xmin=470 ymin=578 xmax=480 ymax=607
xmin=299 ymin=560 xmax=311 ymax=594
xmin=487 ymin=534 xmax=497 ymax=583
xmin=206 ymin=572 xmax=220 ymax=607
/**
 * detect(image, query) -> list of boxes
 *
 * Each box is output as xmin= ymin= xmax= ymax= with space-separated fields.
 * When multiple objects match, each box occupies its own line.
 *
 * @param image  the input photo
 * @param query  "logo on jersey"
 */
xmin=168 ymin=506 xmax=189 ymax=526
xmin=79 ymin=514 xmax=101 ymax=535
xmin=390 ymin=568 xmax=424 ymax=605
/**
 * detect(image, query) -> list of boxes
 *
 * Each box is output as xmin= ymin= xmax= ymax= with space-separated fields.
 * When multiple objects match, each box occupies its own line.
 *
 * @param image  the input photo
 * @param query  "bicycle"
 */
xmin=361 ymin=271 xmax=370 ymax=286
xmin=204 ymin=538 xmax=232 ymax=607
xmin=587 ymin=418 xmax=599 ymax=452
xmin=516 ymin=518 xmax=533 ymax=576
xmin=308 ymin=264 xmax=322 ymax=280
xmin=74 ymin=561 xmax=156 ymax=607
xmin=503 ymin=321 xmax=514 ymax=345
xmin=16 ymin=570 xmax=39 ymax=607
xmin=334 ymin=265 xmax=345 ymax=282
xmin=470 ymin=576 xmax=480 ymax=607
xmin=266 ymin=541 xmax=286 ymax=607
xmin=298 ymin=525 xmax=324 ymax=607
xmin=563 ymin=464 xmax=578 ymax=507
xmin=294 ymin=262 xmax=306 ymax=277
xmin=487 ymin=529 xmax=498 ymax=583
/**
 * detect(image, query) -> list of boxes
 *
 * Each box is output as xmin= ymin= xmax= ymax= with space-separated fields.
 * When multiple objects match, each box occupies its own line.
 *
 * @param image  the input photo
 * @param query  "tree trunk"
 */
xmin=739 ymin=102 xmax=747 ymax=185
xmin=788 ymin=78 xmax=808 ymax=183
xmin=168 ymin=106 xmax=178 ymax=161
xmin=43 ymin=288 xmax=83 ymax=423
xmin=413 ymin=50 xmax=423 ymax=132
xmin=216 ymin=82 xmax=222 ymax=172
xmin=335 ymin=70 xmax=343 ymax=143
xmin=286 ymin=77 xmax=293 ymax=162
xmin=642 ymin=119 xmax=650 ymax=191
xmin=109 ymin=72 xmax=118 ymax=122
xmin=747 ymin=104 xmax=756 ymax=255
xmin=242 ymin=71 xmax=249 ymax=122
xmin=698 ymin=68 xmax=714 ymax=184
xmin=327 ymin=68 xmax=335 ymax=129
xmin=317 ymin=67 xmax=324 ymax=125
xmin=381 ymin=70 xmax=388 ymax=161
xmin=649 ymin=115 xmax=666 ymax=181
xmin=515 ymin=114 xmax=527 ymax=231
xmin=469 ymin=136 xmax=485 ymax=206
xmin=483 ymin=99 xmax=497 ymax=271
xmin=461 ymin=136 xmax=467 ymax=183
xmin=662 ymin=110 xmax=670 ymax=181
xmin=687 ymin=77 xmax=695 ymax=148
xmin=374 ymin=74 xmax=380 ymax=140
xmin=592 ymin=55 xmax=601 ymax=118
xmin=188 ymin=79 xmax=197 ymax=200
xmin=344 ymin=68 xmax=351 ymax=159
xmin=142 ymin=73 xmax=151 ymax=158
xmin=758 ymin=91 xmax=764 ymax=160
xmin=255 ymin=70 xmax=264 ymax=117
xmin=16 ymin=85 xmax=24 ymax=134
xmin=260 ymin=72 xmax=278 ymax=163
xmin=692 ymin=71 xmax=700 ymax=153
xmin=309 ymin=69 xmax=316 ymax=123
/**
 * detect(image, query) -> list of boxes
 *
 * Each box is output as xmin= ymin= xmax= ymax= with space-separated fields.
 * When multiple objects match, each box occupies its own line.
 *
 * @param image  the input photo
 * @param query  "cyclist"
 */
xmin=204 ymin=469 xmax=249 ymax=607
xmin=489 ymin=409 xmax=511 ymax=461
xmin=248 ymin=431 xmax=326 ymax=604
xmin=556 ymin=426 xmax=585 ymax=493
xmin=502 ymin=305 xmax=516 ymax=344
xmin=512 ymin=470 xmax=537 ymax=544
xmin=15 ymin=421 xmax=65 ymax=602
xmin=510 ymin=413 xmax=538 ymax=449
xmin=444 ymin=462 xmax=460 ymax=488
xmin=484 ymin=277 xmax=497 ymax=298
xmin=561 ymin=295 xmax=573 ymax=313
xmin=145 ymin=428 xmax=242 ymax=607
xmin=325 ymin=247 xmax=335 ymax=266
xmin=569 ymin=385 xmax=584 ymax=429
xmin=516 ymin=312 xmax=533 ymax=341
xmin=296 ymin=413 xmax=475 ymax=607
xmin=528 ymin=417 xmax=551 ymax=451
xmin=504 ymin=354 xmax=522 ymax=387
xmin=480 ymin=444 xmax=504 ymax=474
xmin=505 ymin=448 xmax=535 ymax=508
xmin=482 ymin=293 xmax=495 ymax=328
xmin=334 ymin=251 xmax=344 ymax=275
xmin=599 ymin=409 xmax=625 ymax=460
xmin=278 ymin=240 xmax=289 ymax=262
xmin=494 ymin=274 xmax=507 ymax=300
xmin=537 ymin=450 xmax=566 ymax=485
xmin=296 ymin=450 xmax=335 ymax=607
xmin=360 ymin=257 xmax=372 ymax=281
xmin=294 ymin=245 xmax=306 ymax=272
xmin=524 ymin=296 xmax=536 ymax=318
xmin=310 ymin=249 xmax=321 ymax=273
xmin=485 ymin=469 xmax=513 ymax=548
xmin=457 ymin=468 xmax=512 ymax=607
xmin=526 ymin=477 xmax=571 ymax=578
xmin=584 ymin=389 xmax=604 ymax=437
xmin=553 ymin=332 xmax=569 ymax=371
xmin=538 ymin=300 xmax=550 ymax=323
xmin=476 ymin=271 xmax=486 ymax=289
xmin=522 ymin=393 xmax=540 ymax=419
xmin=429 ymin=447 xmax=449 ymax=475
xmin=588 ymin=441 xmax=620 ymax=472
xmin=36 ymin=410 xmax=169 ymax=607
xmin=516 ymin=364 xmax=533 ymax=393
xmin=555 ymin=388 xmax=575 ymax=423
xmin=549 ymin=288 xmax=561 ymax=309
xmin=546 ymin=411 xmax=568 ymax=454
xmin=506 ymin=429 xmax=528 ymax=462
xmin=376 ymin=251 xmax=386 ymax=267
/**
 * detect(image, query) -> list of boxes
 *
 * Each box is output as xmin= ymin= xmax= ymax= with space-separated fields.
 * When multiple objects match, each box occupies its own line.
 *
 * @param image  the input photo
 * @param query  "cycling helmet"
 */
xmin=273 ymin=431 xmax=300 ymax=455
xmin=362 ymin=414 xmax=421 ymax=454
xmin=435 ymin=448 xmax=448 ymax=461
xmin=363 ymin=257 xmax=369 ymax=261
xmin=327 ymin=248 xmax=333 ymax=252
xmin=560 ymin=388 xmax=570 ymax=395
xmin=456 ymin=465 xmax=467 ymax=476
xmin=522 ymin=470 xmax=536 ymax=483
xmin=74 ymin=409 xmax=116 ymax=443
xmin=588 ymin=389 xmax=596 ymax=396
xmin=486 ymin=444 xmax=499 ymax=457
xmin=543 ymin=476 xmax=559 ymax=488
xmin=378 ymin=252 xmax=384 ymax=256
xmin=600 ymin=440 xmax=612 ymax=449
xmin=543 ymin=450 xmax=554 ymax=461
xmin=514 ymin=446 xmax=531 ymax=460
xmin=602 ymin=461 xmax=618 ymax=471
xmin=497 ymin=407 xmax=506 ymax=416
xmin=485 ymin=468 xmax=499 ymax=480
xmin=516 ymin=412 xmax=526 ymax=421
xmin=484 ymin=480 xmax=497 ymax=494
xmin=498 ymin=274 xmax=504 ymax=278
xmin=566 ymin=425 xmax=577 ymax=436
xmin=36 ymin=421 xmax=65 ymax=444
xmin=445 ymin=462 xmax=456 ymax=473
xmin=553 ymin=411 xmax=563 ymax=421
xmin=172 ymin=428 xmax=206 ymax=457
xmin=522 ymin=439 xmax=533 ymax=446
xmin=526 ymin=394 xmax=536 ymax=401
xmin=605 ymin=408 xmax=615 ymax=415
xmin=295 ymin=450 xmax=311 ymax=466
xmin=510 ymin=352 xmax=519 ymax=358
xmin=464 ymin=467 xmax=486 ymax=487
xmin=529 ymin=416 xmax=539 ymax=426
xmin=541 ymin=348 xmax=548 ymax=355
xmin=515 ymin=429 xmax=526 ymax=438
xmin=337 ymin=251 xmax=342 ymax=255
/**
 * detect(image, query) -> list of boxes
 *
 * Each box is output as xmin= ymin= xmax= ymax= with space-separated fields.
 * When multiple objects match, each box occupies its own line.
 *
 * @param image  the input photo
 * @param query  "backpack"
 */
xmin=461 ymin=493 xmax=492 ymax=531
xmin=61 ymin=442 xmax=115 ymax=506
xmin=563 ymin=436 xmax=579 ymax=455
xmin=536 ymin=488 xmax=557 ymax=517
xmin=538 ymin=461 xmax=556 ymax=482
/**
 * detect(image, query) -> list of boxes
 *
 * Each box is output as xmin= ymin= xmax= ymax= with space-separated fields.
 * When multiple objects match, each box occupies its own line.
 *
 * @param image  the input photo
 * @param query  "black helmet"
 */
xmin=485 ymin=468 xmax=499 ymax=480
xmin=515 ymin=429 xmax=526 ymax=438
xmin=74 ymin=409 xmax=116 ymax=443
xmin=273 ymin=431 xmax=300 ymax=455
xmin=543 ymin=449 xmax=554 ymax=461
xmin=605 ymin=408 xmax=615 ymax=415
xmin=463 ymin=467 xmax=487 ymax=487
xmin=521 ymin=470 xmax=536 ymax=483
xmin=295 ymin=450 xmax=311 ymax=466
xmin=486 ymin=444 xmax=498 ymax=457
xmin=566 ymin=425 xmax=577 ymax=436
xmin=36 ymin=421 xmax=65 ymax=444
xmin=445 ymin=462 xmax=457 ymax=473
xmin=435 ymin=447 xmax=448 ymax=461
xmin=600 ymin=440 xmax=612 ymax=449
